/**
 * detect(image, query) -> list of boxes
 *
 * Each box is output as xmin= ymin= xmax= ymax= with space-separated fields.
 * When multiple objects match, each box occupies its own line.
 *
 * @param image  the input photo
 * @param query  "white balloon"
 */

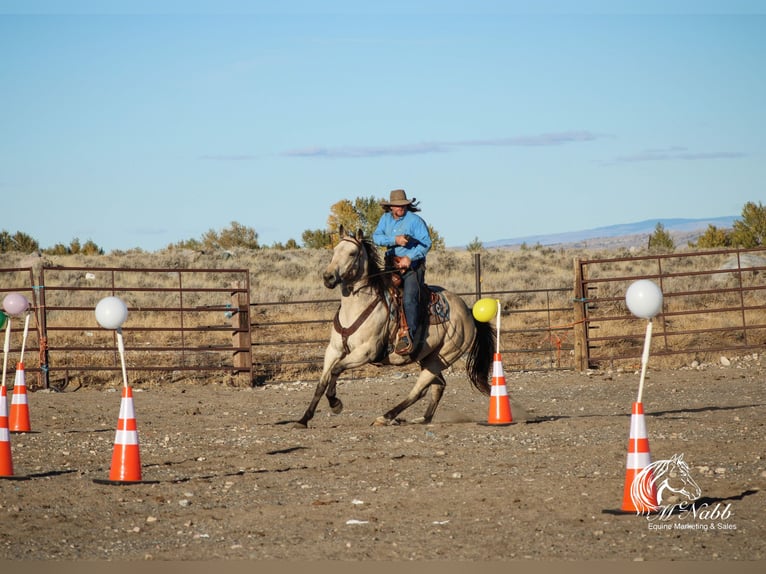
xmin=95 ymin=296 xmax=129 ymax=329
xmin=625 ymin=280 xmax=663 ymax=319
xmin=2 ymin=292 xmax=29 ymax=316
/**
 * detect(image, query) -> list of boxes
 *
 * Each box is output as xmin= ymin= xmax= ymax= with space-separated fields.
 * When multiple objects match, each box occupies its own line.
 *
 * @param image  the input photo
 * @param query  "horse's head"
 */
xmin=323 ymin=227 xmax=367 ymax=290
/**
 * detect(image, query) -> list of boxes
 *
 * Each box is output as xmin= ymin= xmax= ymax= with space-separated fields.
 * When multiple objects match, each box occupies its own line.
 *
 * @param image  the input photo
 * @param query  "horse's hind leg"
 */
xmin=410 ymin=372 xmax=446 ymax=424
xmin=373 ymin=368 xmax=439 ymax=426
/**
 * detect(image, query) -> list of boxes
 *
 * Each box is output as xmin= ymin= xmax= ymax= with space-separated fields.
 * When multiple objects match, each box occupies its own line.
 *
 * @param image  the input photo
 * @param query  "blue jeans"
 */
xmin=401 ymin=264 xmax=425 ymax=335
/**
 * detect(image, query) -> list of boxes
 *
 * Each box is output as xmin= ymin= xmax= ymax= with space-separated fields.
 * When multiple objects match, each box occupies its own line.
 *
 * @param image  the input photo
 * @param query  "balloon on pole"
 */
xmin=625 ymin=279 xmax=663 ymax=320
xmin=95 ymin=297 xmax=130 ymax=388
xmin=625 ymin=280 xmax=663 ymax=404
xmin=1 ymin=313 xmax=9 ymax=390
xmin=95 ymin=296 xmax=129 ymax=330
xmin=472 ymin=298 xmax=498 ymax=323
xmin=2 ymin=293 xmax=29 ymax=317
xmin=93 ymin=296 xmax=150 ymax=484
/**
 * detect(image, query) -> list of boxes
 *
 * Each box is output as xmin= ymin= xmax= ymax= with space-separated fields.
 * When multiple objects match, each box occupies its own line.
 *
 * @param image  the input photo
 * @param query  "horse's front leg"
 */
xmin=292 ymin=367 xmax=338 ymax=429
xmin=325 ymin=344 xmax=379 ymax=416
xmin=294 ymin=339 xmax=374 ymax=429
xmin=325 ymin=377 xmax=343 ymax=415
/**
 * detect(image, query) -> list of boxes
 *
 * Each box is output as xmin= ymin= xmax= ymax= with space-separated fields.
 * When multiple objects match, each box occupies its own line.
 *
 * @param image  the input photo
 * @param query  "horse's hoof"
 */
xmin=291 ymin=421 xmax=309 ymax=430
xmin=371 ymin=416 xmax=401 ymax=427
xmin=410 ymin=416 xmax=430 ymax=424
xmin=329 ymin=399 xmax=343 ymax=415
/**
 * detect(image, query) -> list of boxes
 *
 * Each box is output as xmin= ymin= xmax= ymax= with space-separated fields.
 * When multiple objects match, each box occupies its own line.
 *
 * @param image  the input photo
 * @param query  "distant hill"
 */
xmin=482 ymin=216 xmax=738 ymax=250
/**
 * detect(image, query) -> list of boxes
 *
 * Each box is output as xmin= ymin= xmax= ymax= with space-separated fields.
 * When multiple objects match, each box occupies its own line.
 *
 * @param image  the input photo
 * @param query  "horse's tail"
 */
xmin=465 ymin=318 xmax=495 ymax=395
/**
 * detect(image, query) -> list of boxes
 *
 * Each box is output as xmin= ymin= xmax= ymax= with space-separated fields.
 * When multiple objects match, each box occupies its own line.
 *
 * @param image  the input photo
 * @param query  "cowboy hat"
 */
xmin=381 ymin=189 xmax=415 ymax=207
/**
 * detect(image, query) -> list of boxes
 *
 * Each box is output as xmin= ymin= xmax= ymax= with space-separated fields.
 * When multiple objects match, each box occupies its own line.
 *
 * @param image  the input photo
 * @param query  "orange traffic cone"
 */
xmin=485 ymin=353 xmax=513 ymax=425
xmin=107 ymin=386 xmax=142 ymax=482
xmin=9 ymin=362 xmax=31 ymax=433
xmin=1 ymin=386 xmax=14 ymax=476
xmin=620 ymin=401 xmax=658 ymax=513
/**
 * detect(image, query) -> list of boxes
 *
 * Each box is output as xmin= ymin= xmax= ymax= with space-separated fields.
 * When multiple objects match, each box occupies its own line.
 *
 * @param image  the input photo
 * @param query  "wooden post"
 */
xmin=230 ymin=282 xmax=253 ymax=384
xmin=572 ymin=258 xmax=590 ymax=371
xmin=474 ymin=252 xmax=482 ymax=300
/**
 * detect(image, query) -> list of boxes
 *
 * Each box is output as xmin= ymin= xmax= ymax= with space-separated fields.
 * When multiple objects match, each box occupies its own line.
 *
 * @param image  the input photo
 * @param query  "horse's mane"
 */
xmin=361 ymin=237 xmax=389 ymax=297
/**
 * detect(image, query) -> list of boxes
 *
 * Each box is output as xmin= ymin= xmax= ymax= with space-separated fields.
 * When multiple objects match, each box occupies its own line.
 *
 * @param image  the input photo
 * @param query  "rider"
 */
xmin=373 ymin=189 xmax=432 ymax=355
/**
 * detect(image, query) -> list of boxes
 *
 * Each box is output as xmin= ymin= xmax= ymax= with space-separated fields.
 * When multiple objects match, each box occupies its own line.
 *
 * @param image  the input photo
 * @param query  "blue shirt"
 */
xmin=373 ymin=210 xmax=432 ymax=263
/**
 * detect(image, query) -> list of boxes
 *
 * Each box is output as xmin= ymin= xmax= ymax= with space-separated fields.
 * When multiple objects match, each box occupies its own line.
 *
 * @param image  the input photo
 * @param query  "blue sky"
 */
xmin=1 ymin=1 xmax=764 ymax=252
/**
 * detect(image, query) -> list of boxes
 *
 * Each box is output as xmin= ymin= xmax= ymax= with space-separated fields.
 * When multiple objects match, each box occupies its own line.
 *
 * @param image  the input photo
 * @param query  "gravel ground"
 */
xmin=1 ymin=357 xmax=764 ymax=562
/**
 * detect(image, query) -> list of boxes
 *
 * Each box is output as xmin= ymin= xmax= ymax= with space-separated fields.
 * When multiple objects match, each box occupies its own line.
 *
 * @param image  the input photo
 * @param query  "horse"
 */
xmin=630 ymin=453 xmax=702 ymax=513
xmin=292 ymin=227 xmax=495 ymax=428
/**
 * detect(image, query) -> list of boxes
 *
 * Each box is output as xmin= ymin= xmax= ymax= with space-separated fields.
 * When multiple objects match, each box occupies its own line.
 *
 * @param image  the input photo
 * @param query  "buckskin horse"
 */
xmin=292 ymin=227 xmax=494 ymax=428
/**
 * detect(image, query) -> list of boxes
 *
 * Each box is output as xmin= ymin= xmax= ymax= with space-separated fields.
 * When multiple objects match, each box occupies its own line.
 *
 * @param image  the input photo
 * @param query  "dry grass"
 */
xmin=2 ymin=243 xmax=765 ymax=385
xmin=0 ymin=244 xmax=646 ymax=303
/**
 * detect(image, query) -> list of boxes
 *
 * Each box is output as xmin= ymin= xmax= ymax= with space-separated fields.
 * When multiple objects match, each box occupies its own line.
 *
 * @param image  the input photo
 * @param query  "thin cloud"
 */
xmin=281 ymin=131 xmax=603 ymax=159
xmin=200 ymin=154 xmax=263 ymax=161
xmin=457 ymin=131 xmax=601 ymax=147
xmin=609 ymin=147 xmax=747 ymax=164
xmin=283 ymin=142 xmax=450 ymax=158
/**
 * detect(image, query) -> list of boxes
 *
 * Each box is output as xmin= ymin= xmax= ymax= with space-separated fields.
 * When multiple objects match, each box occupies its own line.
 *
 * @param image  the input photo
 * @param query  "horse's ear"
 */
xmin=356 ymin=228 xmax=364 ymax=242
xmin=339 ymin=224 xmax=345 ymax=238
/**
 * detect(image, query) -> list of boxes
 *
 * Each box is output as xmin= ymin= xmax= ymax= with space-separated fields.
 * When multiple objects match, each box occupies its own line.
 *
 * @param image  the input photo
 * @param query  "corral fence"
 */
xmin=573 ymin=247 xmax=766 ymax=370
xmin=1 ymin=246 xmax=764 ymax=388
xmin=0 ymin=266 xmax=252 ymax=390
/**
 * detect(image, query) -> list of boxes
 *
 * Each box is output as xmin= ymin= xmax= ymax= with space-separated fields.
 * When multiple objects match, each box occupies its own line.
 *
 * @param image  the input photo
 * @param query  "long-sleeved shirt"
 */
xmin=372 ymin=210 xmax=432 ymax=264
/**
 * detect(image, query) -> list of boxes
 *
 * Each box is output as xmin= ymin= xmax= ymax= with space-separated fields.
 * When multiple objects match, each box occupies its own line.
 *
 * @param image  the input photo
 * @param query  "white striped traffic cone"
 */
xmin=621 ymin=401 xmax=658 ymax=513
xmin=486 ymin=353 xmax=513 ymax=425
xmin=108 ymin=386 xmax=142 ymax=482
xmin=0 ymin=386 xmax=14 ymax=476
xmin=9 ymin=362 xmax=31 ymax=433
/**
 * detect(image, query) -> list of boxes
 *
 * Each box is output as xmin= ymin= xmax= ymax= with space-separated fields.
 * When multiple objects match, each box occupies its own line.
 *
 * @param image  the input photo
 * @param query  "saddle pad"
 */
xmin=428 ymin=288 xmax=450 ymax=324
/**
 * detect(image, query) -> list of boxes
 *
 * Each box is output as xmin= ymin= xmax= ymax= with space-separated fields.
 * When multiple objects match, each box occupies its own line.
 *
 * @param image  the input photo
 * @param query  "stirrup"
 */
xmin=394 ymin=332 xmax=413 ymax=355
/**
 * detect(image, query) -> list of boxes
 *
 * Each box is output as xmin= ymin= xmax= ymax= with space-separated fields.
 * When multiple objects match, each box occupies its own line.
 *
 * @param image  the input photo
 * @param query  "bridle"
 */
xmin=335 ymin=235 xmax=400 ymax=284
xmin=337 ymin=235 xmax=366 ymax=284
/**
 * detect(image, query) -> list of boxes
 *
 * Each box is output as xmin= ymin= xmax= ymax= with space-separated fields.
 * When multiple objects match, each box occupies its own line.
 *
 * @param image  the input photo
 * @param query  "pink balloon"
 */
xmin=2 ymin=292 xmax=29 ymax=316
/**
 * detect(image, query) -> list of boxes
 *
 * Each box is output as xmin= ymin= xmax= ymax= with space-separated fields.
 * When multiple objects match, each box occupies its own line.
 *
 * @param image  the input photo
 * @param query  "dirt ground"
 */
xmin=1 ymin=356 xmax=765 ymax=562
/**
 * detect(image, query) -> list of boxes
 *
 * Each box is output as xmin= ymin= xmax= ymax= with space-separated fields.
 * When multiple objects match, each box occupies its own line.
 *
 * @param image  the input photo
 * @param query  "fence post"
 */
xmin=36 ymin=269 xmax=50 ymax=390
xmin=230 ymin=281 xmax=253 ymax=384
xmin=474 ymin=252 xmax=481 ymax=299
xmin=572 ymin=258 xmax=589 ymax=371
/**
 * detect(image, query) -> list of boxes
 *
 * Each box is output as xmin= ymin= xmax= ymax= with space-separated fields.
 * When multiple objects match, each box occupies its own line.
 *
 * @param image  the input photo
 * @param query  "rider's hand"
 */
xmin=396 ymin=256 xmax=411 ymax=270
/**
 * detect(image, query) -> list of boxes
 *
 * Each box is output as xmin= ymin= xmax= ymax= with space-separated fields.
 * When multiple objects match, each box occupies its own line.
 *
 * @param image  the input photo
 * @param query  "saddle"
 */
xmin=384 ymin=254 xmax=449 ymax=355
xmin=386 ymin=281 xmax=450 ymax=356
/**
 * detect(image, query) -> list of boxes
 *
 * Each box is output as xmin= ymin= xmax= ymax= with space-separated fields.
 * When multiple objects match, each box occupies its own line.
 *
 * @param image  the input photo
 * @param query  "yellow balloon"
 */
xmin=472 ymin=298 xmax=498 ymax=323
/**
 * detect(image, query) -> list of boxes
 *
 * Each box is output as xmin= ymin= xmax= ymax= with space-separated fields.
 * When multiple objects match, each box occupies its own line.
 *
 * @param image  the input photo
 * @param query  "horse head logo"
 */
xmin=631 ymin=453 xmax=702 ymax=514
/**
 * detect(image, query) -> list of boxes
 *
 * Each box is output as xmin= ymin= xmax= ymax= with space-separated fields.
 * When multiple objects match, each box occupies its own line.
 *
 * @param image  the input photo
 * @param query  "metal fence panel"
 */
xmin=1 ymin=266 xmax=251 ymax=389
xmin=575 ymin=247 xmax=766 ymax=369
